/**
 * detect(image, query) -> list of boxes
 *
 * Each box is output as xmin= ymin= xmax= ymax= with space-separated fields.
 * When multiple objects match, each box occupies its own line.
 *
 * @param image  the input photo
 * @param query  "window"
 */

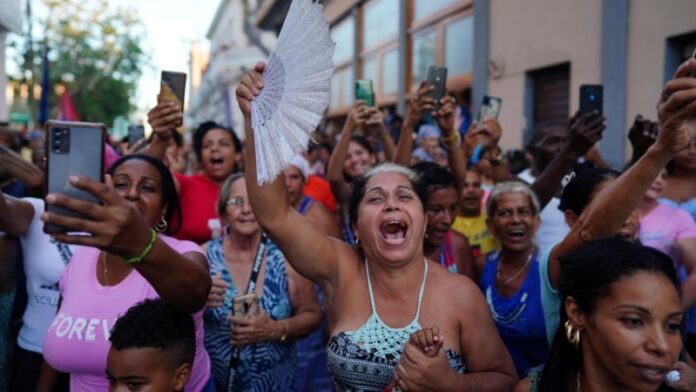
xmin=412 ymin=29 xmax=437 ymax=84
xmin=527 ymin=63 xmax=570 ymax=132
xmin=331 ymin=66 xmax=354 ymax=109
xmin=363 ymin=56 xmax=377 ymax=83
xmin=445 ymin=16 xmax=473 ymax=76
xmin=363 ymin=0 xmax=399 ymax=50
xmin=665 ymin=30 xmax=696 ymax=83
xmin=332 ymin=17 xmax=355 ymax=65
xmin=381 ymin=48 xmax=399 ymax=95
xmin=414 ymin=0 xmax=458 ymax=21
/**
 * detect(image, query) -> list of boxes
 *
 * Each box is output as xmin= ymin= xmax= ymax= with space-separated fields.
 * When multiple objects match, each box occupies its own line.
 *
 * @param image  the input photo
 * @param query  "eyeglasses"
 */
xmin=226 ymin=196 xmax=246 ymax=207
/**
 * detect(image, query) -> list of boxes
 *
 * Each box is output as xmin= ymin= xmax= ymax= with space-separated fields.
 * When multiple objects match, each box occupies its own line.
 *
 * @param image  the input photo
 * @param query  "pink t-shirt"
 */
xmin=43 ymin=234 xmax=211 ymax=391
xmin=640 ymin=203 xmax=696 ymax=264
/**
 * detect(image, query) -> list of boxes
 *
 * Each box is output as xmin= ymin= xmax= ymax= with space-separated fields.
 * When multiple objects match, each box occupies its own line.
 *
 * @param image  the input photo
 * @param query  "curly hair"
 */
xmin=109 ymin=298 xmax=195 ymax=369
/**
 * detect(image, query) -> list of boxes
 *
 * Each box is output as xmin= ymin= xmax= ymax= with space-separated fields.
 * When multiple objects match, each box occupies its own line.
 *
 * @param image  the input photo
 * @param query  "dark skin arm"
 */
xmin=40 ymin=175 xmax=211 ymax=313
xmin=531 ymin=110 xmax=605 ymax=210
xmin=0 ymin=144 xmax=44 ymax=190
xmin=366 ymin=108 xmax=396 ymax=162
xmin=394 ymin=82 xmax=435 ymax=166
xmin=549 ymin=58 xmax=696 ymax=287
xmin=0 ymin=190 xmax=35 ymax=237
xmin=144 ymin=101 xmax=183 ymax=161
xmin=435 ymin=95 xmax=469 ymax=204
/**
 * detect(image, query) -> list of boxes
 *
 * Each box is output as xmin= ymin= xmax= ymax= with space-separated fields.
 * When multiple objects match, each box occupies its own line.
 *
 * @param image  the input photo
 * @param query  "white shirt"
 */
xmin=18 ymin=198 xmax=76 ymax=353
xmin=518 ymin=169 xmax=570 ymax=251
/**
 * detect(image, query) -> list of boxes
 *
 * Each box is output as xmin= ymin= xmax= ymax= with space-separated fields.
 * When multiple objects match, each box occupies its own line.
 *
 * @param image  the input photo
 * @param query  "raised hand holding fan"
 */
xmin=251 ymin=0 xmax=336 ymax=184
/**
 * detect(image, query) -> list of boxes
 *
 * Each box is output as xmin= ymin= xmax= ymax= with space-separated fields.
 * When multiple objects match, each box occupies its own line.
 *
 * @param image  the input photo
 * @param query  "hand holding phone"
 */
xmin=233 ymin=293 xmax=259 ymax=318
xmin=355 ymin=80 xmax=375 ymax=107
xmin=579 ymin=85 xmax=603 ymax=115
xmin=44 ymin=121 xmax=105 ymax=234
xmin=426 ymin=66 xmax=448 ymax=110
xmin=159 ymin=71 xmax=187 ymax=110
xmin=477 ymin=95 xmax=502 ymax=123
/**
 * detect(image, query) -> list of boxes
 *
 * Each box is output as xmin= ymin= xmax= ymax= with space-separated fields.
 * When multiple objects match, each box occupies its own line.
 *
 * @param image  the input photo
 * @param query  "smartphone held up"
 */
xmin=355 ymin=79 xmax=375 ymax=107
xmin=426 ymin=65 xmax=448 ymax=109
xmin=159 ymin=71 xmax=187 ymax=109
xmin=44 ymin=121 xmax=106 ymax=234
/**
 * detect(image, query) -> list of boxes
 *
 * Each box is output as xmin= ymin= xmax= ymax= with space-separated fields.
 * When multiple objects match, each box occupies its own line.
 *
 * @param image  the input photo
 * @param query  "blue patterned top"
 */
xmin=203 ymin=237 xmax=298 ymax=392
xmin=480 ymin=250 xmax=548 ymax=378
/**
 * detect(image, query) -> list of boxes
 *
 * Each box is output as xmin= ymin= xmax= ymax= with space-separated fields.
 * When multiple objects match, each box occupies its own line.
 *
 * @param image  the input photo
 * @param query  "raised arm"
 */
xmin=549 ymin=58 xmax=696 ymax=287
xmin=40 ymin=176 xmax=211 ymax=313
xmin=436 ymin=95 xmax=468 ymax=197
xmin=365 ymin=108 xmax=396 ymax=161
xmin=326 ymin=102 xmax=367 ymax=203
xmin=144 ymin=101 xmax=183 ymax=161
xmin=237 ymin=63 xmax=353 ymax=285
xmin=531 ymin=110 xmax=605 ymax=210
xmin=394 ymin=82 xmax=435 ymax=165
xmin=0 ymin=144 xmax=44 ymax=190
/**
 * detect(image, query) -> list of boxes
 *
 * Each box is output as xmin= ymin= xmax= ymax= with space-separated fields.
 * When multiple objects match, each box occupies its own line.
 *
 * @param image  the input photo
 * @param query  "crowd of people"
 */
xmin=1 ymin=54 xmax=696 ymax=391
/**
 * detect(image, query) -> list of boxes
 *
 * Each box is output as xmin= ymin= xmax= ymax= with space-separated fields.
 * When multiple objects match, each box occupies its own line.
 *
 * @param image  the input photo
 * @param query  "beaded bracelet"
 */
xmin=124 ymin=229 xmax=157 ymax=264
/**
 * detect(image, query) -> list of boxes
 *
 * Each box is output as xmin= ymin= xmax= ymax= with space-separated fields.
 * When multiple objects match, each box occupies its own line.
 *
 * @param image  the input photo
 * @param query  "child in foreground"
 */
xmin=106 ymin=298 xmax=195 ymax=392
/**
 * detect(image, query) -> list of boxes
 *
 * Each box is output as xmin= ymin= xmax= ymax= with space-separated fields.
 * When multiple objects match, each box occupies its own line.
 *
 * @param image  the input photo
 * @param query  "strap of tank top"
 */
xmin=365 ymin=257 xmax=429 ymax=322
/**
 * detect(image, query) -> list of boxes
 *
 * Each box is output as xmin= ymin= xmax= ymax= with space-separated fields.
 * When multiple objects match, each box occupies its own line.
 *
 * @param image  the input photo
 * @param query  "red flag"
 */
xmin=56 ymin=89 xmax=81 ymax=121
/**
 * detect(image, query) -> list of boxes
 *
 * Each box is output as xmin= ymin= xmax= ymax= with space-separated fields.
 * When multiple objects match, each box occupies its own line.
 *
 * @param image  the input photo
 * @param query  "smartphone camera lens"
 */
xmin=589 ymin=93 xmax=597 ymax=101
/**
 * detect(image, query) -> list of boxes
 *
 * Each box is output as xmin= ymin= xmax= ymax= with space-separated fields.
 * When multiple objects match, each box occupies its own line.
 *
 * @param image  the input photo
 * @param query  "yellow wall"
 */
xmin=488 ymin=0 xmax=603 ymax=150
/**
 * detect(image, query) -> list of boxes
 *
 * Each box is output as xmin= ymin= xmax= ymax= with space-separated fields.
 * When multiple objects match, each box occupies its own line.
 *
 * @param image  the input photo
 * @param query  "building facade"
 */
xmin=0 ymin=0 xmax=22 ymax=122
xmin=247 ymin=0 xmax=696 ymax=166
xmin=188 ymin=0 xmax=276 ymax=134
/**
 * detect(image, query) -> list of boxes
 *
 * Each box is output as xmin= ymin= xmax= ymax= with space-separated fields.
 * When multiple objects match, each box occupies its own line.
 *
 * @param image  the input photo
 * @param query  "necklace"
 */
xmin=100 ymin=252 xmax=109 ymax=287
xmin=496 ymin=248 xmax=534 ymax=286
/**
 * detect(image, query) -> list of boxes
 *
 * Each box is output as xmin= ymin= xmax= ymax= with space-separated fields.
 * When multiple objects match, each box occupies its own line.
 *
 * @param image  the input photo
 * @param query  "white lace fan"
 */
xmin=251 ymin=0 xmax=336 ymax=184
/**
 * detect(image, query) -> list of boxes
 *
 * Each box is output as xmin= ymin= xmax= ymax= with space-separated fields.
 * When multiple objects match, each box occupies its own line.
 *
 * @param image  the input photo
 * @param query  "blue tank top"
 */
xmin=480 ymin=250 xmax=549 ymax=378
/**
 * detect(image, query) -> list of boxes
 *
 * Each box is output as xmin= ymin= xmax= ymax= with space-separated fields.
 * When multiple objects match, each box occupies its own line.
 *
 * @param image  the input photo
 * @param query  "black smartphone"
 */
xmin=579 ymin=85 xmax=603 ymax=115
xmin=426 ymin=65 xmax=448 ymax=109
xmin=159 ymin=71 xmax=187 ymax=109
xmin=44 ymin=121 xmax=105 ymax=234
xmin=355 ymin=80 xmax=375 ymax=106
xmin=478 ymin=95 xmax=502 ymax=123
xmin=690 ymin=47 xmax=696 ymax=78
xmin=127 ymin=125 xmax=145 ymax=146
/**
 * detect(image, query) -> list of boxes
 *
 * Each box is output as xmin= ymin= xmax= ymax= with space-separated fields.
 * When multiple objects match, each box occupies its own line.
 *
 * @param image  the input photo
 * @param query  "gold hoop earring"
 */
xmin=565 ymin=320 xmax=581 ymax=349
xmin=156 ymin=218 xmax=168 ymax=233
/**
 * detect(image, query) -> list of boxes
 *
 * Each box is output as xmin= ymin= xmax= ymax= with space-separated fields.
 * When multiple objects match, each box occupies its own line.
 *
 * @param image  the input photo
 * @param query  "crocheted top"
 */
xmin=327 ymin=259 xmax=466 ymax=391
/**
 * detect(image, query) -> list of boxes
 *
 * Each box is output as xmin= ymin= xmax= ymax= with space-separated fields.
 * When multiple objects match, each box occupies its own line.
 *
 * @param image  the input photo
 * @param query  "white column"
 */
xmin=0 ymin=32 xmax=8 ymax=122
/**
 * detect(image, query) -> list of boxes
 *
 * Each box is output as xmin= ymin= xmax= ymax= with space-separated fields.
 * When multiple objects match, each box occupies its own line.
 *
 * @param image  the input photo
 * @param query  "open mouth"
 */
xmin=506 ymin=229 xmax=526 ymax=240
xmin=380 ymin=219 xmax=408 ymax=245
xmin=210 ymin=156 xmax=225 ymax=170
xmin=634 ymin=364 xmax=668 ymax=384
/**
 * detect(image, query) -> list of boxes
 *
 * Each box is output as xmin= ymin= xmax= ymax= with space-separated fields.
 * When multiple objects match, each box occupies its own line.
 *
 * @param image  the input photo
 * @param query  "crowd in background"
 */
xmin=0 ymin=56 xmax=696 ymax=392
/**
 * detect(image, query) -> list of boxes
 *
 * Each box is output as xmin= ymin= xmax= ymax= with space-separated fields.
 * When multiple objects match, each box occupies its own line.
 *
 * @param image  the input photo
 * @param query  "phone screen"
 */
xmin=478 ymin=96 xmax=502 ymax=123
xmin=426 ymin=66 xmax=448 ymax=109
xmin=579 ymin=85 xmax=603 ymax=115
xmin=160 ymin=71 xmax=187 ymax=109
xmin=355 ymin=80 xmax=375 ymax=106
xmin=127 ymin=125 xmax=145 ymax=146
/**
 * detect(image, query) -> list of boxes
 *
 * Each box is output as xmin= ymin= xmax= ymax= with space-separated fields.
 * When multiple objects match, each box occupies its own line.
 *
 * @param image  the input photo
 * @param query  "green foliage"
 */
xmin=40 ymin=0 xmax=149 ymax=124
